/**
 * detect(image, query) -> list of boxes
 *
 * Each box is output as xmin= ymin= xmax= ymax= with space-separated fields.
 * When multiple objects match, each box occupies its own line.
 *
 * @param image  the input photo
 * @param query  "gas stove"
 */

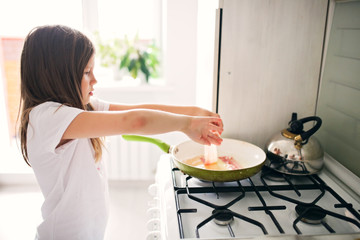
xmin=147 ymin=154 xmax=360 ymax=240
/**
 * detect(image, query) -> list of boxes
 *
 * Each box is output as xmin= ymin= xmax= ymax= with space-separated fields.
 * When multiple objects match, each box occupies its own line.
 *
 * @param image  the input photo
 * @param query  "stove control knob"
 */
xmin=147 ymin=218 xmax=160 ymax=231
xmin=148 ymin=197 xmax=159 ymax=208
xmin=147 ymin=207 xmax=160 ymax=219
xmin=146 ymin=230 xmax=161 ymax=240
xmin=148 ymin=184 xmax=158 ymax=197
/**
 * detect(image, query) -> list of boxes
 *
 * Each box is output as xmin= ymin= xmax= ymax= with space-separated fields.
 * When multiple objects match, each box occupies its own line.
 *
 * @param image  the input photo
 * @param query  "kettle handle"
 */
xmin=296 ymin=116 xmax=322 ymax=141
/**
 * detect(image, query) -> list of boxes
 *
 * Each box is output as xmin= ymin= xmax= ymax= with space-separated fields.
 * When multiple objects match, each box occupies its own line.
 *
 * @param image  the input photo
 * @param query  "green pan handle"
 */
xmin=121 ymin=135 xmax=171 ymax=153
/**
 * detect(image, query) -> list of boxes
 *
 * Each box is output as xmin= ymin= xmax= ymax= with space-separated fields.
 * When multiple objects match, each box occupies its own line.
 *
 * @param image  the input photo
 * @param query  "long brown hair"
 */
xmin=19 ymin=25 xmax=103 ymax=166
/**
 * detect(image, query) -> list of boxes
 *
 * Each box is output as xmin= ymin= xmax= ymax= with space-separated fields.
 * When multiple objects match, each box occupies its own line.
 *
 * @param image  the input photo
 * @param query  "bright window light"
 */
xmin=98 ymin=0 xmax=159 ymax=40
xmin=0 ymin=0 xmax=83 ymax=37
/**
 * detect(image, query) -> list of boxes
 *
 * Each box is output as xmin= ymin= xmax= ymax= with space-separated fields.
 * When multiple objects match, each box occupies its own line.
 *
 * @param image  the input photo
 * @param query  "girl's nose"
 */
xmin=91 ymin=75 xmax=97 ymax=85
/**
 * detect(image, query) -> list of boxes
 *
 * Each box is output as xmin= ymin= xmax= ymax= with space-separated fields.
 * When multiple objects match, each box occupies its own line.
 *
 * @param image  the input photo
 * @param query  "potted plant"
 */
xmin=94 ymin=33 xmax=122 ymax=66
xmin=119 ymin=36 xmax=160 ymax=83
xmin=95 ymin=34 xmax=160 ymax=83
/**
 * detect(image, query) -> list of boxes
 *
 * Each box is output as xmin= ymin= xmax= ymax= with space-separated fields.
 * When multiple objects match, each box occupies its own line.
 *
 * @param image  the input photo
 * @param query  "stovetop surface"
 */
xmin=154 ymin=154 xmax=360 ymax=240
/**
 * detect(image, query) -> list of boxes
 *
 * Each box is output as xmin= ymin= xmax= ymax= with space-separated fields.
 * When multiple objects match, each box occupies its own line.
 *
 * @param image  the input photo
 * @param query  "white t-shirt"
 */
xmin=27 ymin=98 xmax=110 ymax=240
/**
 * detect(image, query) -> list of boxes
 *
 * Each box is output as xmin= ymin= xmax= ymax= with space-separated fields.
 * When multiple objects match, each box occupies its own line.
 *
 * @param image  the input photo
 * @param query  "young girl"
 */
xmin=19 ymin=25 xmax=223 ymax=239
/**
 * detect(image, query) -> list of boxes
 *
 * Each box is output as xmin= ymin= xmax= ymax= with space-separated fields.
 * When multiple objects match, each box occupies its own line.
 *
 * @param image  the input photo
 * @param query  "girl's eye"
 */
xmin=84 ymin=71 xmax=90 ymax=75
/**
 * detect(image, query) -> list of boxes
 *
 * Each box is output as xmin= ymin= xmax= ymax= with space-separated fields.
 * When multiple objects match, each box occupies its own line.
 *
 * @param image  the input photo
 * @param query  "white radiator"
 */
xmin=104 ymin=136 xmax=163 ymax=180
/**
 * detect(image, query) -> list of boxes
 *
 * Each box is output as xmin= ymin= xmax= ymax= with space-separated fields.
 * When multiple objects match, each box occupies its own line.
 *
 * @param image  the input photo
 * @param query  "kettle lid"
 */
xmin=287 ymin=113 xmax=304 ymax=134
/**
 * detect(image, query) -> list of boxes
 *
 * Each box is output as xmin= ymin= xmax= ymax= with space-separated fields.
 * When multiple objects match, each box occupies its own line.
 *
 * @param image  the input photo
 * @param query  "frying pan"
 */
xmin=122 ymin=135 xmax=266 ymax=182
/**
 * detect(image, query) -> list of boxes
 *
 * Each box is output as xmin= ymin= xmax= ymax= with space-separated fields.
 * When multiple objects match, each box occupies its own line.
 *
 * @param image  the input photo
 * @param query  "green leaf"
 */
xmin=140 ymin=58 xmax=150 ymax=81
xmin=120 ymin=52 xmax=130 ymax=69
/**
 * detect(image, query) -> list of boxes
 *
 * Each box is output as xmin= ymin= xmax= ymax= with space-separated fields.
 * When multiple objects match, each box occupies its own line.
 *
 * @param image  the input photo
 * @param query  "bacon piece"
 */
xmin=218 ymin=156 xmax=241 ymax=170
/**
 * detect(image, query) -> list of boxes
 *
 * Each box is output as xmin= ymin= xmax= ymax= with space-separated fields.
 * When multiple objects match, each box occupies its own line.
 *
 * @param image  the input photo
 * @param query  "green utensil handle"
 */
xmin=121 ymin=135 xmax=171 ymax=153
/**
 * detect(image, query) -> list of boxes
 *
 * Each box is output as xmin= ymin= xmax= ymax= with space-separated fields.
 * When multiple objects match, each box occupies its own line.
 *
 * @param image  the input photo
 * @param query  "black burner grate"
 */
xmin=171 ymin=163 xmax=360 ymax=239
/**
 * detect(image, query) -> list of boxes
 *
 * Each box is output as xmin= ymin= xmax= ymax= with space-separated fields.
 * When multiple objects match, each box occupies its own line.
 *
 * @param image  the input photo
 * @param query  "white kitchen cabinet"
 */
xmin=214 ymin=0 xmax=328 ymax=149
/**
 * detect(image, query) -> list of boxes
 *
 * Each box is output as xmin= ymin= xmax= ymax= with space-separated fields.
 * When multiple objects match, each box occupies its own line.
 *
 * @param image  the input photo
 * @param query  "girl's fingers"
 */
xmin=211 ymin=117 xmax=224 ymax=129
xmin=199 ymin=135 xmax=211 ymax=146
xmin=210 ymin=126 xmax=223 ymax=135
xmin=208 ymin=130 xmax=223 ymax=145
xmin=207 ymin=118 xmax=224 ymax=145
xmin=205 ymin=126 xmax=223 ymax=146
xmin=186 ymin=116 xmax=224 ymax=146
xmin=209 ymin=122 xmax=224 ymax=135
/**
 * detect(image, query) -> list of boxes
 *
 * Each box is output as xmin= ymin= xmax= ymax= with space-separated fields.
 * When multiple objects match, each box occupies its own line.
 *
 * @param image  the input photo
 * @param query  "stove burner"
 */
xmin=212 ymin=209 xmax=234 ymax=226
xmin=295 ymin=204 xmax=326 ymax=224
xmin=261 ymin=166 xmax=286 ymax=182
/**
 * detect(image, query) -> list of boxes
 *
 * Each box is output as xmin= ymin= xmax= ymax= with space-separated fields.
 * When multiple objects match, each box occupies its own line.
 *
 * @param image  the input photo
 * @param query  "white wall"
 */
xmin=196 ymin=0 xmax=218 ymax=111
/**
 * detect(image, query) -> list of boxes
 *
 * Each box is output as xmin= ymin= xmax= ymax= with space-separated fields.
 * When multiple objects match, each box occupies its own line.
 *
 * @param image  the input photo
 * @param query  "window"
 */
xmin=0 ymin=0 xmax=162 ymax=173
xmin=0 ymin=0 xmax=83 ymax=36
xmin=93 ymin=0 xmax=163 ymax=86
xmin=98 ymin=0 xmax=161 ymax=40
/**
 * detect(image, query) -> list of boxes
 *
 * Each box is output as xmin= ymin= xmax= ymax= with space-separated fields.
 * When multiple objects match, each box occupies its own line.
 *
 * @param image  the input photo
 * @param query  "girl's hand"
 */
xmin=182 ymin=116 xmax=224 ymax=146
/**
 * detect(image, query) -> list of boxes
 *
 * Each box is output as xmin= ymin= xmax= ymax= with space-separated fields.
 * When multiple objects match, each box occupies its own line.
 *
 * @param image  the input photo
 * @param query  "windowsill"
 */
xmin=96 ymin=82 xmax=174 ymax=92
xmin=95 ymin=77 xmax=175 ymax=93
xmin=94 ymin=67 xmax=174 ymax=92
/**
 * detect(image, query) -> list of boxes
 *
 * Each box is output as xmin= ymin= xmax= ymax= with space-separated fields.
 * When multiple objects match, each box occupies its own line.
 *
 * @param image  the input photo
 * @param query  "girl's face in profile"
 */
xmin=81 ymin=54 xmax=97 ymax=105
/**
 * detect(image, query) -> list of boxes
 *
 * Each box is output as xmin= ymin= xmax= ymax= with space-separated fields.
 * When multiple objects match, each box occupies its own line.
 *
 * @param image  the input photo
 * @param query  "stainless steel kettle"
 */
xmin=265 ymin=113 xmax=324 ymax=175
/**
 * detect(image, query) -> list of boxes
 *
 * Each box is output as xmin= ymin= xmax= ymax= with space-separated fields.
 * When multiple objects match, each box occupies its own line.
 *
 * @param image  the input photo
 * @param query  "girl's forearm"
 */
xmin=62 ymin=108 xmax=223 ymax=145
xmin=109 ymin=103 xmax=215 ymax=117
xmin=63 ymin=109 xmax=190 ymax=139
xmin=119 ymin=109 xmax=191 ymax=135
xmin=116 ymin=109 xmax=223 ymax=145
